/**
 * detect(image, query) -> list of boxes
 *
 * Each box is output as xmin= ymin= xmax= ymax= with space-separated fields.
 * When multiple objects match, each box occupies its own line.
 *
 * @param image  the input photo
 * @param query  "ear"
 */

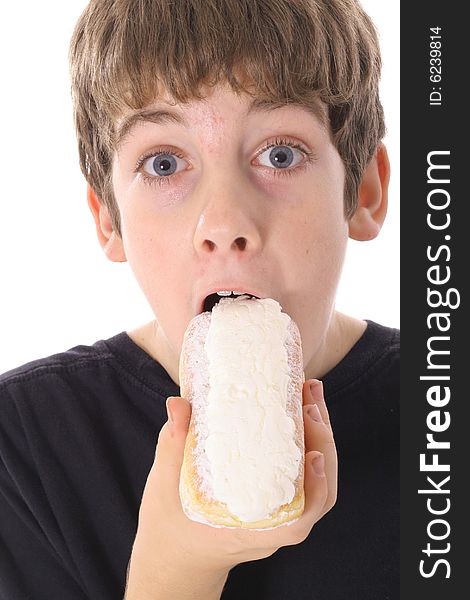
xmin=348 ymin=143 xmax=390 ymax=241
xmin=87 ymin=185 xmax=127 ymax=262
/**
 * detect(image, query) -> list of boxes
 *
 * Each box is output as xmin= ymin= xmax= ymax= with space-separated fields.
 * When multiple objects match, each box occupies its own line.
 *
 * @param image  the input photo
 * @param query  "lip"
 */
xmin=197 ymin=287 xmax=266 ymax=315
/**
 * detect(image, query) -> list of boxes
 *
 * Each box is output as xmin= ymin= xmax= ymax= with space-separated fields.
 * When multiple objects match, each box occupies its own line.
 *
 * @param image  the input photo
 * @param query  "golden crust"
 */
xmin=179 ymin=304 xmax=305 ymax=529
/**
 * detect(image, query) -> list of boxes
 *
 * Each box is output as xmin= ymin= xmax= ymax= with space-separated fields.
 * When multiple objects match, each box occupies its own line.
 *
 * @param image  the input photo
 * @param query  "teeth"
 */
xmin=216 ymin=290 xmax=247 ymax=296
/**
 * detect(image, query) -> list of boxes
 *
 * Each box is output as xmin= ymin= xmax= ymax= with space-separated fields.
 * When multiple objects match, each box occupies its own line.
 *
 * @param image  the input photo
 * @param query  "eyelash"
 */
xmin=134 ymin=137 xmax=317 ymax=188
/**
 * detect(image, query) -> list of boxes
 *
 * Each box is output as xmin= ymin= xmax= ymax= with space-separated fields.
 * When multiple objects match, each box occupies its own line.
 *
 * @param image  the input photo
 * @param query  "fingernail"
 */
xmin=312 ymin=453 xmax=325 ymax=478
xmin=309 ymin=380 xmax=324 ymax=403
xmin=166 ymin=398 xmax=175 ymax=425
xmin=306 ymin=403 xmax=324 ymax=424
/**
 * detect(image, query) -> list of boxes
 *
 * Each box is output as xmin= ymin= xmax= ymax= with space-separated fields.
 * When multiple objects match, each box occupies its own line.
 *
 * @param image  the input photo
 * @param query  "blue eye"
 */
xmin=270 ymin=146 xmax=293 ymax=168
xmin=142 ymin=153 xmax=186 ymax=177
xmin=257 ymin=144 xmax=304 ymax=169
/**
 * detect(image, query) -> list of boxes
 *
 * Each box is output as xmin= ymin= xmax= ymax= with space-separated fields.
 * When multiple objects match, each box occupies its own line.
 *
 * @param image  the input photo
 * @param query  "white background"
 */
xmin=0 ymin=1 xmax=399 ymax=373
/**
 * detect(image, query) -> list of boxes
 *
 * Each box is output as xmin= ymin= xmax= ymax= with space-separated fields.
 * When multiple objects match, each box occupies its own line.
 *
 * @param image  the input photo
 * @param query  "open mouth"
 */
xmin=203 ymin=292 xmax=261 ymax=313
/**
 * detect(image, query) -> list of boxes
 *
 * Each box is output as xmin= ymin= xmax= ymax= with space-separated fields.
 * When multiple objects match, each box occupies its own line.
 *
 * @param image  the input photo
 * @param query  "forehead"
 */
xmin=114 ymin=87 xmax=328 ymax=150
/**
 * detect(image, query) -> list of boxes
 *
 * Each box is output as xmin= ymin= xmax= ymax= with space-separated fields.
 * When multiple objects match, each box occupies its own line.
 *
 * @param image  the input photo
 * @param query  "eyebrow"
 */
xmin=249 ymin=97 xmax=327 ymax=127
xmin=115 ymin=97 xmax=326 ymax=149
xmin=115 ymin=109 xmax=187 ymax=149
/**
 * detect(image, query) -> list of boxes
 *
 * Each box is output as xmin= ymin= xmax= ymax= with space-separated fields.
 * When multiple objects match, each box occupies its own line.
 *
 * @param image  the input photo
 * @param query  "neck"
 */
xmin=303 ymin=311 xmax=367 ymax=381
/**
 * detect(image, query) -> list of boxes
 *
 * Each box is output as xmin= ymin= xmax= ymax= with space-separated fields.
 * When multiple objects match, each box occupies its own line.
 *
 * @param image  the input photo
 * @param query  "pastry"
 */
xmin=179 ymin=295 xmax=305 ymax=529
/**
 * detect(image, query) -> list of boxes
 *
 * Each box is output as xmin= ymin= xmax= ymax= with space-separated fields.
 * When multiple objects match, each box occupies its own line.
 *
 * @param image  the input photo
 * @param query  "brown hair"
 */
xmin=69 ymin=0 xmax=385 ymax=238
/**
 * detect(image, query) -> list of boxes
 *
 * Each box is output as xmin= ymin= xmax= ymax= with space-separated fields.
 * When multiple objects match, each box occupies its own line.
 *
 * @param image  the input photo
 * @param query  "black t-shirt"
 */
xmin=0 ymin=320 xmax=399 ymax=600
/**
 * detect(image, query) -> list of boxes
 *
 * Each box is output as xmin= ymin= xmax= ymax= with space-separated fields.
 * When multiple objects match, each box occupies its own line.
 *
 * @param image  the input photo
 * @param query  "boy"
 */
xmin=0 ymin=1 xmax=398 ymax=599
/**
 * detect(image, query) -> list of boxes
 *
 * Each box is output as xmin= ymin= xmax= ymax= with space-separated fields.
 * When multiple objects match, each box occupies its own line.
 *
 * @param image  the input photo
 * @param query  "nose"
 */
xmin=193 ymin=179 xmax=264 ymax=257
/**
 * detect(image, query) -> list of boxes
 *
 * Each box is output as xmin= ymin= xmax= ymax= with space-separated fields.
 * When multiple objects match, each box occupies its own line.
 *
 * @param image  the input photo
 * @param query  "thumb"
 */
xmin=135 ymin=397 xmax=191 ymax=547
xmin=152 ymin=396 xmax=192 ymax=490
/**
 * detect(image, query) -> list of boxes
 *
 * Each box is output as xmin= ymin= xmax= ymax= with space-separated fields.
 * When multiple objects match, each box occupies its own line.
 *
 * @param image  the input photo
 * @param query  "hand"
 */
xmin=125 ymin=379 xmax=337 ymax=598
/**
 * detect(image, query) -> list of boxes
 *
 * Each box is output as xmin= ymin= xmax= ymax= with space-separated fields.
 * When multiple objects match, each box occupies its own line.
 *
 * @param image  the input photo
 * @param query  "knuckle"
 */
xmin=325 ymin=491 xmax=338 ymax=513
xmin=285 ymin=521 xmax=313 ymax=546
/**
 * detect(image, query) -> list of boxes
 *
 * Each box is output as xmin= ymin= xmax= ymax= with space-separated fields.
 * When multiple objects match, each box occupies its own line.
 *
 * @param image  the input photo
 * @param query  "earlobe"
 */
xmin=87 ymin=186 xmax=127 ymax=262
xmin=348 ymin=143 xmax=390 ymax=241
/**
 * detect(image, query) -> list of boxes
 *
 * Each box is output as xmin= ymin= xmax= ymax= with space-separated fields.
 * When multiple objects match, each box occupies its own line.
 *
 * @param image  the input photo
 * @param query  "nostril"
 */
xmin=235 ymin=237 xmax=247 ymax=251
xmin=202 ymin=240 xmax=216 ymax=252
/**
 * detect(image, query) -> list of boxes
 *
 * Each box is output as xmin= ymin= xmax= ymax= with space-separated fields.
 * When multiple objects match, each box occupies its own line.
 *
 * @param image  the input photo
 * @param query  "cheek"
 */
xmin=298 ymin=217 xmax=348 ymax=284
xmin=285 ymin=177 xmax=348 ymax=286
xmin=290 ymin=171 xmax=347 ymax=237
xmin=118 ymin=201 xmax=177 ymax=295
xmin=116 ymin=176 xmax=187 ymax=258
xmin=112 ymin=165 xmax=192 ymax=315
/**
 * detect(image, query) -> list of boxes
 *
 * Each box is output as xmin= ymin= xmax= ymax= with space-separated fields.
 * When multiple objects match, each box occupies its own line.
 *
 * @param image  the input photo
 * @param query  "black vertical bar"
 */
xmin=401 ymin=2 xmax=467 ymax=598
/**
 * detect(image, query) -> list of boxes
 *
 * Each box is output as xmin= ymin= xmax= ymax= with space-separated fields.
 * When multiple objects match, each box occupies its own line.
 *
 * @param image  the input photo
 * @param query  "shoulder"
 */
xmin=364 ymin=320 xmax=400 ymax=361
xmin=0 ymin=340 xmax=114 ymax=489
xmin=0 ymin=336 xmax=125 ymax=468
xmin=358 ymin=320 xmax=400 ymax=388
xmin=355 ymin=321 xmax=400 ymax=418
xmin=357 ymin=319 xmax=399 ymax=371
xmin=0 ymin=337 xmax=131 ymax=426
xmin=0 ymin=338 xmax=115 ymax=393
xmin=324 ymin=320 xmax=399 ymax=401
xmin=0 ymin=332 xmax=177 ymax=417
xmin=324 ymin=321 xmax=400 ymax=450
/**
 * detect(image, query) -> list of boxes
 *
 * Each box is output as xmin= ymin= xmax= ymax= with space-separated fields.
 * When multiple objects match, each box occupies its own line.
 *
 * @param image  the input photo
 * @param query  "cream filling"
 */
xmin=204 ymin=296 xmax=301 ymax=522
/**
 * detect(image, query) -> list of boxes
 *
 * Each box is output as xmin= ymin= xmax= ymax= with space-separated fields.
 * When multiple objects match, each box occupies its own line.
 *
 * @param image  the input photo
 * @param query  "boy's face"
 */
xmin=107 ymin=83 xmax=351 ymax=375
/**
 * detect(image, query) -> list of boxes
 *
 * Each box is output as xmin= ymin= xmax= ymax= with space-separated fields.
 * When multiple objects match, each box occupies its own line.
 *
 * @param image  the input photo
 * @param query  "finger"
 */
xmin=308 ymin=380 xmax=333 ymax=434
xmin=303 ymin=402 xmax=332 ymax=453
xmin=302 ymin=450 xmax=330 ymax=520
xmin=303 ymin=379 xmax=320 ymax=407
xmin=303 ymin=416 xmax=337 ymax=513
xmin=151 ymin=396 xmax=191 ymax=493
xmin=303 ymin=380 xmax=334 ymax=449
xmin=284 ymin=450 xmax=329 ymax=545
xmin=302 ymin=388 xmax=338 ymax=514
